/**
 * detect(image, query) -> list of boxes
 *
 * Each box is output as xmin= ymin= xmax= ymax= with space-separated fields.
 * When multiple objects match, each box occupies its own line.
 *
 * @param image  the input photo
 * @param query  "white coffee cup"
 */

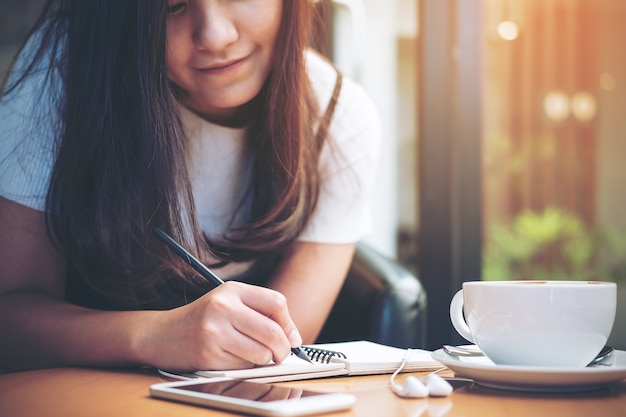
xmin=449 ymin=280 xmax=617 ymax=368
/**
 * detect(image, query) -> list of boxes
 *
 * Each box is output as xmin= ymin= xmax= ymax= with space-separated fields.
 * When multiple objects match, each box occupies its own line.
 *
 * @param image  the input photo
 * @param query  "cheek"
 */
xmin=165 ymin=25 xmax=189 ymax=86
xmin=165 ymin=47 xmax=186 ymax=87
xmin=242 ymin=1 xmax=282 ymax=51
xmin=265 ymin=4 xmax=283 ymax=44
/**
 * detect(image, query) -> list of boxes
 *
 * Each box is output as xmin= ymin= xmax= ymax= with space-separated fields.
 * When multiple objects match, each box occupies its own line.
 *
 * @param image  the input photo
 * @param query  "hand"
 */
xmin=140 ymin=281 xmax=303 ymax=371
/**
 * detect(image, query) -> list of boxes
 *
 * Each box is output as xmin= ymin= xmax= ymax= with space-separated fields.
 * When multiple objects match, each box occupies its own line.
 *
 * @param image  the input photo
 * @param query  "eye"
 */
xmin=167 ymin=2 xmax=187 ymax=15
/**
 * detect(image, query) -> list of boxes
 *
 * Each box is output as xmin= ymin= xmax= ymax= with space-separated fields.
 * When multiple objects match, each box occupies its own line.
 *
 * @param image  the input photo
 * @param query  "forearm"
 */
xmin=0 ymin=291 xmax=156 ymax=371
xmin=0 ymin=282 xmax=303 ymax=373
xmin=269 ymin=242 xmax=355 ymax=344
xmin=0 ymin=200 xmax=301 ymax=372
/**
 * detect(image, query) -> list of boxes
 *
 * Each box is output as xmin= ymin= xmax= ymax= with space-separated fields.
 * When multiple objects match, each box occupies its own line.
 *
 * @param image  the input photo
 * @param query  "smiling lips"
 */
xmin=198 ymin=55 xmax=249 ymax=73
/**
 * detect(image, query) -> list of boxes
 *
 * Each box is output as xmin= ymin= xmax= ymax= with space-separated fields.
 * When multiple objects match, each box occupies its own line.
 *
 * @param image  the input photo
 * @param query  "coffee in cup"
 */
xmin=449 ymin=280 xmax=616 ymax=368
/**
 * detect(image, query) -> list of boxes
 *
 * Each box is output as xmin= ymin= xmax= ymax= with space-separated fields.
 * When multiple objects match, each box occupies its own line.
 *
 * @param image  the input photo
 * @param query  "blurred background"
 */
xmin=2 ymin=0 xmax=625 ymax=350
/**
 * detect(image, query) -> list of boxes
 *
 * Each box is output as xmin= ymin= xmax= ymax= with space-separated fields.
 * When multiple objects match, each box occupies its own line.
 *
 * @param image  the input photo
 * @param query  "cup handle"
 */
xmin=449 ymin=289 xmax=475 ymax=343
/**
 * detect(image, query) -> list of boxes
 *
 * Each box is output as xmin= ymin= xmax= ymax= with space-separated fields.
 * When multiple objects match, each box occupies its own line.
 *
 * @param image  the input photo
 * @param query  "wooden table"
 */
xmin=0 ymin=367 xmax=625 ymax=417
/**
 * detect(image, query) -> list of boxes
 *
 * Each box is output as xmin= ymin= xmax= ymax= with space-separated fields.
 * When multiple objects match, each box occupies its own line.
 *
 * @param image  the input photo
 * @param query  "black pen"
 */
xmin=153 ymin=227 xmax=314 ymax=365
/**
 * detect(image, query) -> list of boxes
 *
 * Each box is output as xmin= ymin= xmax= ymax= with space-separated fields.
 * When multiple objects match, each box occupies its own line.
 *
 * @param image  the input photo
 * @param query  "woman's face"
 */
xmin=166 ymin=0 xmax=283 ymax=125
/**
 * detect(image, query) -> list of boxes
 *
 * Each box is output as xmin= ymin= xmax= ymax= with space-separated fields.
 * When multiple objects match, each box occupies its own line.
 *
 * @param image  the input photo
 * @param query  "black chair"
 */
xmin=316 ymin=242 xmax=428 ymax=349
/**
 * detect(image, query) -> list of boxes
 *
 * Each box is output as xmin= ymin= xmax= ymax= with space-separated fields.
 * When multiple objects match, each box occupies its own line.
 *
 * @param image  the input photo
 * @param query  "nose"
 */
xmin=194 ymin=5 xmax=238 ymax=53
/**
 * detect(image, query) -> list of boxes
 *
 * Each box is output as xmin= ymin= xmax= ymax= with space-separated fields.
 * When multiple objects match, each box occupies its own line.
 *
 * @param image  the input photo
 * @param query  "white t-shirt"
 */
xmin=0 ymin=31 xmax=60 ymax=210
xmin=0 ymin=48 xmax=380 ymax=250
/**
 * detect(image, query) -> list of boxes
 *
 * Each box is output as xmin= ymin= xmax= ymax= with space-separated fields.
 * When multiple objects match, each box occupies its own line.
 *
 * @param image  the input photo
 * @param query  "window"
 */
xmin=415 ymin=0 xmax=626 ymax=350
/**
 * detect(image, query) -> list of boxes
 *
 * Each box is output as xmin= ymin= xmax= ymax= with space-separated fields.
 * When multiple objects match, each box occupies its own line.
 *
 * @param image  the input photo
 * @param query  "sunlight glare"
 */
xmin=543 ymin=91 xmax=570 ymax=122
xmin=497 ymin=21 xmax=519 ymax=41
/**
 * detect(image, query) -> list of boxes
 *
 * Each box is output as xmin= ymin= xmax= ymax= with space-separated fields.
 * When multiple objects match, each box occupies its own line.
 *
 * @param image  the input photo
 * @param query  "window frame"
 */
xmin=417 ymin=0 xmax=483 ymax=350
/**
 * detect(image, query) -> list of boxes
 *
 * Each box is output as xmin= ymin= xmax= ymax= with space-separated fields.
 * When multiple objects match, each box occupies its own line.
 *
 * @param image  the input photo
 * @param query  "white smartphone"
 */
xmin=150 ymin=377 xmax=357 ymax=417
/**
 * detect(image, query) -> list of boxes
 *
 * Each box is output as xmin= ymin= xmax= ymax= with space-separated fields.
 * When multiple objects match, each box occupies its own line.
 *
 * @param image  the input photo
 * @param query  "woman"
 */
xmin=0 ymin=0 xmax=380 ymax=372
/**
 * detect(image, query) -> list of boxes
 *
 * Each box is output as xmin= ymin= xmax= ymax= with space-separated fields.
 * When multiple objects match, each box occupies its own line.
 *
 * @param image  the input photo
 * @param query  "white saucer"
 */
xmin=432 ymin=348 xmax=626 ymax=392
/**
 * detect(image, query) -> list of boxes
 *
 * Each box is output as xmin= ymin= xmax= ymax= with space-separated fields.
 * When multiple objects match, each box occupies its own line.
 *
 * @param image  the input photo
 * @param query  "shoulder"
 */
xmin=305 ymin=49 xmax=378 ymax=124
xmin=298 ymin=52 xmax=381 ymax=244
xmin=305 ymin=49 xmax=380 ymax=159
xmin=0 ymin=24 xmax=64 ymax=211
xmin=305 ymin=50 xmax=380 ymax=171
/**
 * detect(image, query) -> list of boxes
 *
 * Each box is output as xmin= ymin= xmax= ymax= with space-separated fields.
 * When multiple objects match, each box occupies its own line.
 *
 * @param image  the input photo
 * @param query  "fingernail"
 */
xmin=288 ymin=329 xmax=302 ymax=347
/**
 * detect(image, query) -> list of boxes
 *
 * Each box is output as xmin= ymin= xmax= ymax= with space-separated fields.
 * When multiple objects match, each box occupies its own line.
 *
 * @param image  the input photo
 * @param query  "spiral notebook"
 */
xmin=160 ymin=341 xmax=441 ymax=383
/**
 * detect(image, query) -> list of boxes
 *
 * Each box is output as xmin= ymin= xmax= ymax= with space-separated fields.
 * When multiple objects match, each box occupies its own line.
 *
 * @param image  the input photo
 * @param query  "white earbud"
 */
xmin=424 ymin=373 xmax=453 ymax=397
xmin=393 ymin=376 xmax=429 ymax=398
xmin=389 ymin=349 xmax=454 ymax=398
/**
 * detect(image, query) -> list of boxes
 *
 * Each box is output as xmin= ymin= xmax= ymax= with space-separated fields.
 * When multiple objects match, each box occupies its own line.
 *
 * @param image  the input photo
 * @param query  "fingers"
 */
xmin=195 ymin=282 xmax=303 ymax=367
xmin=228 ymin=311 xmax=290 ymax=364
xmin=197 ymin=321 xmax=271 ymax=369
xmin=236 ymin=284 xmax=303 ymax=347
xmin=227 ymin=284 xmax=301 ymax=363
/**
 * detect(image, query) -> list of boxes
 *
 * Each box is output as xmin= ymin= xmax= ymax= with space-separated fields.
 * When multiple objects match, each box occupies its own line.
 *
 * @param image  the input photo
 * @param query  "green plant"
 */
xmin=483 ymin=207 xmax=626 ymax=282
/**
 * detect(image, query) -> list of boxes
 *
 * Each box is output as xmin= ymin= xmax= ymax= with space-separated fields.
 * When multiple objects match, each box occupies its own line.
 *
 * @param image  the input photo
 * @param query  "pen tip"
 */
xmin=293 ymin=347 xmax=314 ymax=364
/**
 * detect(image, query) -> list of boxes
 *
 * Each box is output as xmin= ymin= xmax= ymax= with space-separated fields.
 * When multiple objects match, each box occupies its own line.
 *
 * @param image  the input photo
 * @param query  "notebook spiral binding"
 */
xmin=302 ymin=346 xmax=347 ymax=364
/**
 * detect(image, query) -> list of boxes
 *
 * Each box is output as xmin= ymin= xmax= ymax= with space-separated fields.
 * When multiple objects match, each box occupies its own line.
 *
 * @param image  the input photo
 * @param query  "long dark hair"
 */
xmin=2 ymin=0 xmax=325 ymax=308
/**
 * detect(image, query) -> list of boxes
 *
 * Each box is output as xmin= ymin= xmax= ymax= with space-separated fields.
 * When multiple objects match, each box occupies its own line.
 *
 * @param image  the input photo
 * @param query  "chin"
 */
xmin=197 ymin=95 xmax=259 ymax=115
